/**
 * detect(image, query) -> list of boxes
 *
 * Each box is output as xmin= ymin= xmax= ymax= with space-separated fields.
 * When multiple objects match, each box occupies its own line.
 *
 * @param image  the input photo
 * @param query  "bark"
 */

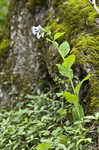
xmin=0 ymin=0 xmax=50 ymax=105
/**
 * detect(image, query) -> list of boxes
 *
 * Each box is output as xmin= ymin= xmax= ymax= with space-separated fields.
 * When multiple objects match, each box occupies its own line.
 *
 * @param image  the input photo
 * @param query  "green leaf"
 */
xmin=54 ymin=32 xmax=65 ymax=40
xmin=59 ymin=134 xmax=69 ymax=145
xmin=58 ymin=109 xmax=67 ymax=119
xmin=74 ymin=74 xmax=91 ymax=96
xmin=37 ymin=143 xmax=51 ymax=150
xmin=56 ymin=64 xmax=73 ymax=79
xmin=52 ymin=41 xmax=59 ymax=48
xmin=58 ymin=109 xmax=67 ymax=116
xmin=63 ymin=92 xmax=78 ymax=105
xmin=52 ymin=127 xmax=63 ymax=136
xmin=62 ymin=54 xmax=76 ymax=69
xmin=58 ymin=41 xmax=70 ymax=59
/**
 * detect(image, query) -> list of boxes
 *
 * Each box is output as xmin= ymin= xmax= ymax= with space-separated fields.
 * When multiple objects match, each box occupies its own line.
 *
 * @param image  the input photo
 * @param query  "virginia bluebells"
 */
xmin=32 ymin=25 xmax=44 ymax=39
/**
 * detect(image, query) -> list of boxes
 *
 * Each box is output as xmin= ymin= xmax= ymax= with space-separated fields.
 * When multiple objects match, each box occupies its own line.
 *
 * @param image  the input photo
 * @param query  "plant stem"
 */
xmin=70 ymin=80 xmax=75 ymax=95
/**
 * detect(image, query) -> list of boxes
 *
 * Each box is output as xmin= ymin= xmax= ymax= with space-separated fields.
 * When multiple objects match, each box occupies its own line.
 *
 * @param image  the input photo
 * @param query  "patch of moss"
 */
xmin=47 ymin=0 xmax=98 ymax=40
xmin=25 ymin=0 xmax=48 ymax=11
xmin=0 ymin=39 xmax=10 ymax=62
xmin=25 ymin=0 xmax=35 ymax=10
xmin=44 ymin=0 xmax=99 ymax=112
xmin=71 ymin=34 xmax=99 ymax=112
xmin=0 ymin=0 xmax=11 ymax=63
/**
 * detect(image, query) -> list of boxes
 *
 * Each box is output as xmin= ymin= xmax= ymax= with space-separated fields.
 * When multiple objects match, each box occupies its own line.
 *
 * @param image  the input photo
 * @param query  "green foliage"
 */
xmin=62 ymin=55 xmax=76 ymax=69
xmin=74 ymin=74 xmax=91 ymax=96
xmin=37 ymin=143 xmax=51 ymax=150
xmin=0 ymin=93 xmax=63 ymax=149
xmin=31 ymin=26 xmax=98 ymax=149
xmin=63 ymin=92 xmax=78 ymax=105
xmin=48 ymin=0 xmax=99 ymax=112
xmin=54 ymin=32 xmax=65 ymax=41
xmin=0 ymin=92 xmax=98 ymax=150
xmin=57 ymin=54 xmax=75 ymax=80
xmin=72 ymin=105 xmax=84 ymax=122
xmin=56 ymin=64 xmax=73 ymax=80
xmin=58 ymin=41 xmax=70 ymax=59
xmin=43 ymin=28 xmax=91 ymax=122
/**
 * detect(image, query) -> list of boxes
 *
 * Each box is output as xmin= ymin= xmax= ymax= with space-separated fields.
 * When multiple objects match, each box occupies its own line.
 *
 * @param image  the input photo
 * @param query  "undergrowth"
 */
xmin=0 ymin=92 xmax=99 ymax=150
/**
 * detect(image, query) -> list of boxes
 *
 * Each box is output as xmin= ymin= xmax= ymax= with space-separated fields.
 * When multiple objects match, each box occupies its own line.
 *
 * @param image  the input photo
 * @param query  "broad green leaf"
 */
xmin=59 ymin=134 xmax=69 ymax=145
xmin=37 ymin=143 xmax=51 ymax=150
xmin=74 ymin=74 xmax=91 ymax=96
xmin=63 ymin=92 xmax=78 ymax=105
xmin=58 ymin=41 xmax=70 ymax=59
xmin=54 ymin=32 xmax=65 ymax=40
xmin=62 ymin=54 xmax=76 ymax=69
xmin=52 ymin=41 xmax=59 ymax=48
xmin=56 ymin=64 xmax=73 ymax=80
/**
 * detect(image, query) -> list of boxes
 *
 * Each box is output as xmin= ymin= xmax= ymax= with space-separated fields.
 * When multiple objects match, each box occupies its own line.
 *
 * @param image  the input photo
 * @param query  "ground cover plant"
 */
xmin=0 ymin=92 xmax=99 ymax=150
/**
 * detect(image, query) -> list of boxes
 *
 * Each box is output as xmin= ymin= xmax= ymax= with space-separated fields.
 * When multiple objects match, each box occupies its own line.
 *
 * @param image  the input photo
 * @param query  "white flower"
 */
xmin=32 ymin=25 xmax=44 ymax=39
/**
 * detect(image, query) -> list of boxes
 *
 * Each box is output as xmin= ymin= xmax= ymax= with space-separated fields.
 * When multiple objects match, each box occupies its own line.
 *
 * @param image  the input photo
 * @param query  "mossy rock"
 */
xmin=42 ymin=0 xmax=99 ymax=112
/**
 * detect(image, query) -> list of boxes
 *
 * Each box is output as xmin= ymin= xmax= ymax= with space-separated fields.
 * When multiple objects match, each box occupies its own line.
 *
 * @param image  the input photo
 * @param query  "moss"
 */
xmin=25 ymin=0 xmax=35 ymax=10
xmin=44 ymin=0 xmax=99 ymax=112
xmin=0 ymin=0 xmax=12 ymax=63
xmin=25 ymin=0 xmax=48 ymax=11
xmin=0 ymin=39 xmax=10 ymax=62
xmin=71 ymin=34 xmax=99 ymax=112
xmin=47 ymin=0 xmax=98 ymax=41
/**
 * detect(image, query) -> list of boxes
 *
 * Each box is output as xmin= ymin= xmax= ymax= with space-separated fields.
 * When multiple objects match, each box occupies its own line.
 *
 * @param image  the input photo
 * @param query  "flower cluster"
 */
xmin=32 ymin=25 xmax=44 ymax=39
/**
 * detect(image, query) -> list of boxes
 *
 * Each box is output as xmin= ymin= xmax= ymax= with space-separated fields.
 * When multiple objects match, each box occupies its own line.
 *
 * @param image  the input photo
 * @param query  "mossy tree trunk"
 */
xmin=0 ymin=0 xmax=99 ymax=113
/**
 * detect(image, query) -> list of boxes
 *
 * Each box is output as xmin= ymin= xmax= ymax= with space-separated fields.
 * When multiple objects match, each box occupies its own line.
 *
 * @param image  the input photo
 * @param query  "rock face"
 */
xmin=0 ymin=0 xmax=99 ymax=112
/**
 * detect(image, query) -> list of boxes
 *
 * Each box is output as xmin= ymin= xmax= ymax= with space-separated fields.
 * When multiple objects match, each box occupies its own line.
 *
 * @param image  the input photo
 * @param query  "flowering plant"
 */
xmin=32 ymin=25 xmax=91 ymax=122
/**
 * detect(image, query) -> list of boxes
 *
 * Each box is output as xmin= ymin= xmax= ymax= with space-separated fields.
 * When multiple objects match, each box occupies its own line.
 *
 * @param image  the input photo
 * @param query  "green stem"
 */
xmin=70 ymin=80 xmax=75 ymax=95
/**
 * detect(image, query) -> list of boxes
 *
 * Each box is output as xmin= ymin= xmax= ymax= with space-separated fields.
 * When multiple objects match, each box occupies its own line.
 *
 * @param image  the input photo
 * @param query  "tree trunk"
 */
xmin=0 ymin=0 xmax=51 ymax=105
xmin=0 ymin=0 xmax=99 ymax=113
